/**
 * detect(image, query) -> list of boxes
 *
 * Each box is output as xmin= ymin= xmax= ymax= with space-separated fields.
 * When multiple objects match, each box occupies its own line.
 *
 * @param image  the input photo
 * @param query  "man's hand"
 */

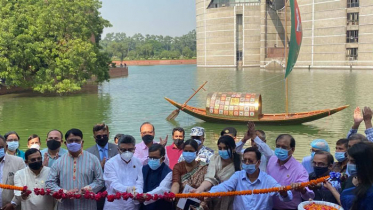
xmin=159 ymin=135 xmax=168 ymax=147
xmin=100 ymin=157 xmax=107 ymax=169
xmin=308 ymin=182 xmax=322 ymax=191
xmin=80 ymin=186 xmax=92 ymax=194
xmin=1 ymin=203 xmax=15 ymax=210
xmin=43 ymin=154 xmax=49 ymax=167
xmin=363 ymin=107 xmax=373 ymax=129
xmin=278 ymin=186 xmax=288 ymax=197
xmin=352 ymin=107 xmax=364 ymax=129
xmin=21 ymin=190 xmax=30 ymax=200
xmin=291 ymin=183 xmax=307 ymax=194
xmin=136 ymin=194 xmax=147 ymax=203
xmin=247 ymin=122 xmax=257 ymax=140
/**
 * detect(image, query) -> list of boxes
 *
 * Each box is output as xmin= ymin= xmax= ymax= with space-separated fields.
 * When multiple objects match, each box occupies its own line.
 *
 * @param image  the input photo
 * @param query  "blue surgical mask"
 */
xmin=242 ymin=163 xmax=257 ymax=174
xmin=311 ymin=151 xmax=316 ymax=160
xmin=67 ymin=143 xmax=82 ymax=153
xmin=0 ymin=148 xmax=5 ymax=158
xmin=194 ymin=139 xmax=202 ymax=146
xmin=275 ymin=148 xmax=290 ymax=161
xmin=7 ymin=141 xmax=19 ymax=152
xmin=148 ymin=158 xmax=162 ymax=170
xmin=183 ymin=151 xmax=196 ymax=163
xmin=335 ymin=152 xmax=346 ymax=162
xmin=347 ymin=163 xmax=357 ymax=176
xmin=218 ymin=150 xmax=230 ymax=160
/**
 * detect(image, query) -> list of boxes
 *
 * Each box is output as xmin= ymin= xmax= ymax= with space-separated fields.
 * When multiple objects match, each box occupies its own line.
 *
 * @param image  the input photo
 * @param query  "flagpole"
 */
xmin=285 ymin=0 xmax=289 ymax=116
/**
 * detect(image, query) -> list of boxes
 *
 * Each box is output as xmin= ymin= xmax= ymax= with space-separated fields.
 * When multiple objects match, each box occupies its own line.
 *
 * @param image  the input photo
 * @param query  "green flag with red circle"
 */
xmin=285 ymin=0 xmax=303 ymax=78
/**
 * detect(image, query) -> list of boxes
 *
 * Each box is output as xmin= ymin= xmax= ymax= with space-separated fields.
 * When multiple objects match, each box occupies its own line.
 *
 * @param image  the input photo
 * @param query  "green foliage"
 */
xmin=0 ymin=0 xmax=111 ymax=93
xmin=101 ymin=30 xmax=196 ymax=61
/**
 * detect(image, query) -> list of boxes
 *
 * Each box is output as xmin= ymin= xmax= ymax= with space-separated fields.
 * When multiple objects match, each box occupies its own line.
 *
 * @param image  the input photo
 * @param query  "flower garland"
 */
xmin=6 ymin=175 xmax=329 ymax=202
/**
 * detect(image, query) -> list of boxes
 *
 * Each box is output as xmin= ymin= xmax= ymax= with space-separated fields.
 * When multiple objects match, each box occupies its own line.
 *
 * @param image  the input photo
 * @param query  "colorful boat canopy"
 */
xmin=206 ymin=92 xmax=262 ymax=119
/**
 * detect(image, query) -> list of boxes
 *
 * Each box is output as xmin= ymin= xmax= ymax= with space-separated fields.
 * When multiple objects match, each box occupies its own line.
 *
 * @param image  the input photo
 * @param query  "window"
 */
xmin=346 ymin=48 xmax=358 ymax=60
xmin=237 ymin=51 xmax=243 ymax=61
xmin=346 ymin=30 xmax=358 ymax=43
xmin=347 ymin=13 xmax=359 ymax=25
xmin=347 ymin=0 xmax=359 ymax=8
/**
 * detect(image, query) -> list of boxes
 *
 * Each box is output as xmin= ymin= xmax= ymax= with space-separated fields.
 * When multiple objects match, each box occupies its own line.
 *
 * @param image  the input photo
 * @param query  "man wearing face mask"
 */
xmin=40 ymin=129 xmax=68 ymax=167
xmin=0 ymin=135 xmax=25 ymax=210
xmin=308 ymin=151 xmax=340 ymax=204
xmin=87 ymin=123 xmax=118 ymax=210
xmin=135 ymin=122 xmax=168 ymax=165
xmin=267 ymin=134 xmax=315 ymax=210
xmin=165 ymin=127 xmax=185 ymax=170
xmin=301 ymin=139 xmax=330 ymax=174
xmin=209 ymin=147 xmax=292 ymax=210
xmin=46 ymin=129 xmax=104 ymax=210
xmin=103 ymin=135 xmax=143 ymax=210
xmin=27 ymin=135 xmax=41 ymax=150
xmin=139 ymin=144 xmax=172 ymax=210
xmin=12 ymin=149 xmax=55 ymax=210
xmin=4 ymin=132 xmax=25 ymax=160
xmin=332 ymin=139 xmax=349 ymax=174
xmin=178 ymin=127 xmax=214 ymax=164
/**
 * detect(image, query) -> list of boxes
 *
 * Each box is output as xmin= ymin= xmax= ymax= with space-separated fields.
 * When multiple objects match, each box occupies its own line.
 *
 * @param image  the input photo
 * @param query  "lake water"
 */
xmin=1 ymin=65 xmax=372 ymax=161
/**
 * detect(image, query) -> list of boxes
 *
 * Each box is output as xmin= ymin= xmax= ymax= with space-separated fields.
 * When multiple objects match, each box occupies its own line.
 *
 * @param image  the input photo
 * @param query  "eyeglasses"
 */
xmin=141 ymin=131 xmax=154 ymax=135
xmin=6 ymin=139 xmax=19 ymax=142
xmin=66 ymin=139 xmax=82 ymax=144
xmin=28 ymin=157 xmax=42 ymax=163
xmin=312 ymin=162 xmax=328 ymax=167
xmin=241 ymin=159 xmax=258 ymax=164
xmin=96 ymin=135 xmax=108 ymax=139
xmin=119 ymin=148 xmax=135 ymax=153
xmin=148 ymin=156 xmax=163 ymax=161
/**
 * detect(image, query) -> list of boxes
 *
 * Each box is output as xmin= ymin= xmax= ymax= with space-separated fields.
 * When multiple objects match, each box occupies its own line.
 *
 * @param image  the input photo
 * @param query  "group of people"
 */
xmin=0 ymin=107 xmax=372 ymax=210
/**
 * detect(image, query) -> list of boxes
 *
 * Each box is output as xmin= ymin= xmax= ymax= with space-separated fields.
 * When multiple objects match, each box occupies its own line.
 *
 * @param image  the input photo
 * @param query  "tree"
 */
xmin=182 ymin=47 xmax=193 ymax=58
xmin=0 ymin=0 xmax=111 ymax=93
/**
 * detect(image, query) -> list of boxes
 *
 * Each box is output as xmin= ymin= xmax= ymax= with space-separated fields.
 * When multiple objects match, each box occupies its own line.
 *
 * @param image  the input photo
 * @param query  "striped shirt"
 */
xmin=46 ymin=150 xmax=104 ymax=210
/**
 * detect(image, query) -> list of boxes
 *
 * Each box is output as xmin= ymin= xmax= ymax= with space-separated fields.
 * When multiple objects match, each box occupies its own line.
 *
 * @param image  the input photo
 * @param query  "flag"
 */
xmin=285 ymin=0 xmax=303 ymax=78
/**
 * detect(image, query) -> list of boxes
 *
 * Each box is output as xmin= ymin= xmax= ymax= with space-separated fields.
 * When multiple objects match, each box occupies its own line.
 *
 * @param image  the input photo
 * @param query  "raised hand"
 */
xmin=352 ymin=107 xmax=363 ymax=129
xmin=247 ymin=122 xmax=257 ymax=140
xmin=159 ymin=135 xmax=168 ymax=147
xmin=42 ymin=154 xmax=49 ymax=167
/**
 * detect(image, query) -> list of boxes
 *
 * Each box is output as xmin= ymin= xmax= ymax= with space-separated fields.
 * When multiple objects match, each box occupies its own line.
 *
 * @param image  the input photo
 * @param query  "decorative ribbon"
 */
xmin=7 ymin=175 xmax=330 ymax=202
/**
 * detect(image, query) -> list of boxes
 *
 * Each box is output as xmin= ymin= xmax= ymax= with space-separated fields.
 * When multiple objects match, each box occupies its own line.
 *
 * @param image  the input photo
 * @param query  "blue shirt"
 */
xmin=302 ymin=155 xmax=314 ymax=174
xmin=347 ymin=127 xmax=373 ymax=142
xmin=40 ymin=148 xmax=68 ymax=167
xmin=97 ymin=143 xmax=108 ymax=161
xmin=209 ymin=170 xmax=292 ymax=210
xmin=341 ymin=186 xmax=373 ymax=210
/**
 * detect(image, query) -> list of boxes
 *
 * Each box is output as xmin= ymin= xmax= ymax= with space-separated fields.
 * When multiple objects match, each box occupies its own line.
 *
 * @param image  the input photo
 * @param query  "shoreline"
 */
xmin=113 ymin=59 xmax=196 ymax=66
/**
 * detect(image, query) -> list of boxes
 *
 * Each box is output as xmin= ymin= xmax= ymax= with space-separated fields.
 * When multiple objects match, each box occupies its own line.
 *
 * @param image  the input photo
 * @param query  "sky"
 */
xmin=99 ymin=0 xmax=196 ymax=38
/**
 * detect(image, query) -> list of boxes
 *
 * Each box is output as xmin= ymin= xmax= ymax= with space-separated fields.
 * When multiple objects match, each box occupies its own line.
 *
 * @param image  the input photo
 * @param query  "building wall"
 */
xmin=196 ymin=0 xmax=373 ymax=69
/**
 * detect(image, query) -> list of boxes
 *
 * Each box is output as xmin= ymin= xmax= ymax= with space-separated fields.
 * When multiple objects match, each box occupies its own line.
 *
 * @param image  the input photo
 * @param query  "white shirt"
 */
xmin=236 ymin=136 xmax=274 ymax=172
xmin=14 ymin=166 xmax=55 ymax=210
xmin=103 ymin=154 xmax=143 ymax=210
xmin=0 ymin=156 xmax=5 ymax=206
xmin=144 ymin=172 xmax=172 ymax=205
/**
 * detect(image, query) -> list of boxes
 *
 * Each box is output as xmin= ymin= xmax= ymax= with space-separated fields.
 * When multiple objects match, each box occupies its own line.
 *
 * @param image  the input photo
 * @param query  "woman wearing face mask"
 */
xmin=171 ymin=139 xmax=208 ymax=210
xmin=324 ymin=142 xmax=373 ymax=210
xmin=191 ymin=135 xmax=240 ymax=210
xmin=4 ymin=131 xmax=25 ymax=160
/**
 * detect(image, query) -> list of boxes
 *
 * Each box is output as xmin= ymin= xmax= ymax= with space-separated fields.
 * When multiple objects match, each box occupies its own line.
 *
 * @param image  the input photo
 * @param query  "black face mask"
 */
xmin=173 ymin=139 xmax=184 ymax=147
xmin=314 ymin=166 xmax=329 ymax=177
xmin=96 ymin=135 xmax=109 ymax=147
xmin=47 ymin=140 xmax=61 ymax=151
xmin=142 ymin=135 xmax=154 ymax=144
xmin=29 ymin=161 xmax=43 ymax=171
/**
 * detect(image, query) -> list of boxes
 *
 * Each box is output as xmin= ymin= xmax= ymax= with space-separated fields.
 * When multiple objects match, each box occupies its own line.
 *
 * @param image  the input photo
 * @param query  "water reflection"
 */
xmin=1 ymin=65 xmax=373 ymax=161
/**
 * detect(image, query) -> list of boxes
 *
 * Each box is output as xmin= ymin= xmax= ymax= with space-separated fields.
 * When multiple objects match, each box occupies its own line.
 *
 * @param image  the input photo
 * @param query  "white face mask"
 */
xmin=121 ymin=151 xmax=133 ymax=162
xmin=30 ymin=144 xmax=41 ymax=150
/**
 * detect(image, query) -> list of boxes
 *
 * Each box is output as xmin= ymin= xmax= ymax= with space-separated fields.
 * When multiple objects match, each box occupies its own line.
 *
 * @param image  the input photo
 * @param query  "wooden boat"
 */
xmin=165 ymin=2 xmax=349 ymax=125
xmin=165 ymin=95 xmax=349 ymax=125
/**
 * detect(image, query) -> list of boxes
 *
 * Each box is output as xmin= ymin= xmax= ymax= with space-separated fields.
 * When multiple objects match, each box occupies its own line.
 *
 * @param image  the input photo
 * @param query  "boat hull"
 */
xmin=165 ymin=97 xmax=349 ymax=125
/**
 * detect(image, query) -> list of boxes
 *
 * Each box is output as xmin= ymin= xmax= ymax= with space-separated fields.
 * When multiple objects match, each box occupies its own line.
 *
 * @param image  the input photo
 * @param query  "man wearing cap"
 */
xmin=235 ymin=123 xmax=274 ymax=172
xmin=178 ymin=127 xmax=214 ymax=164
xmin=220 ymin=127 xmax=237 ymax=139
xmin=301 ymin=139 xmax=330 ymax=174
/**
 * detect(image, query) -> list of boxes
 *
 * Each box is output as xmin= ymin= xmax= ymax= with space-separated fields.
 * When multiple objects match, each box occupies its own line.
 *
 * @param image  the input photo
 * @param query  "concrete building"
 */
xmin=196 ymin=0 xmax=373 ymax=69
